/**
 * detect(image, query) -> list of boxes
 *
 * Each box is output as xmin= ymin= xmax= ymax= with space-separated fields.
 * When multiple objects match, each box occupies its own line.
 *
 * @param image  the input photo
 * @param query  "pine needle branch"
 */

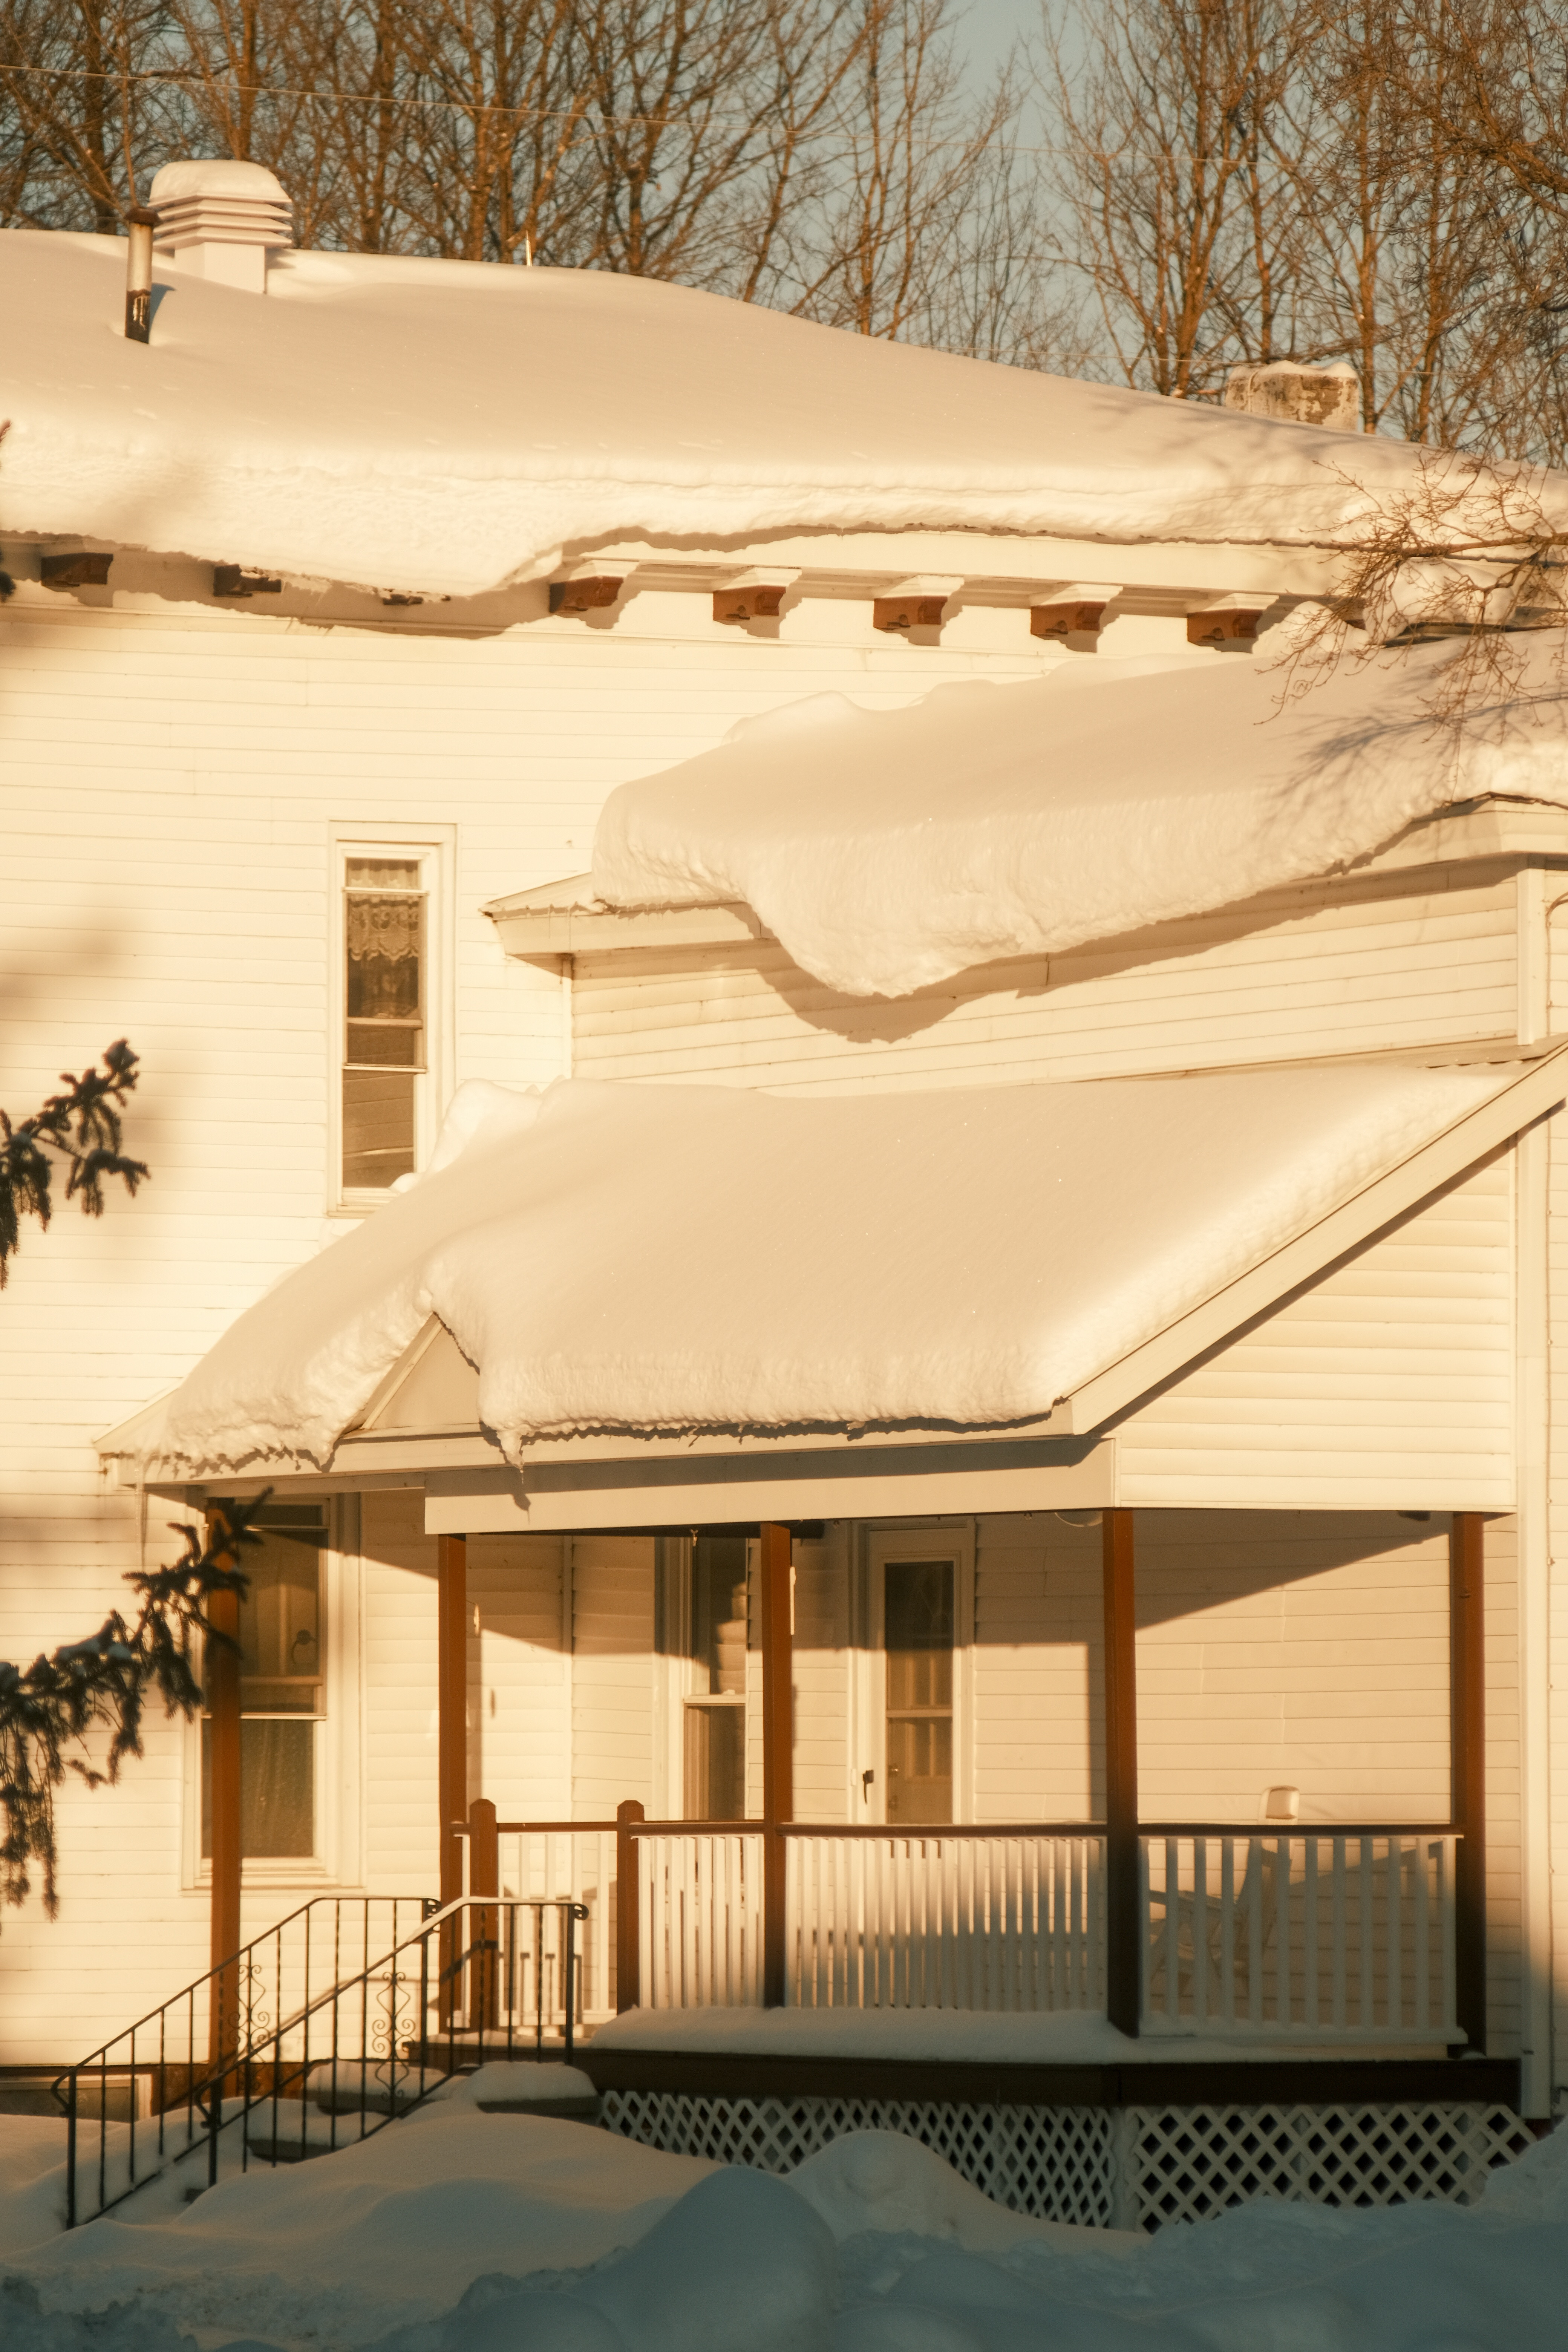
xmin=0 ymin=1496 xmax=265 ymax=1916
xmin=0 ymin=1041 xmax=149 ymax=1285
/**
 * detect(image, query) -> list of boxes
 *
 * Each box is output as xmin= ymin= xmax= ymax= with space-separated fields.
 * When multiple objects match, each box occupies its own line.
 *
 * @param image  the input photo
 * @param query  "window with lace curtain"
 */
xmin=343 ymin=855 xmax=426 ymax=1190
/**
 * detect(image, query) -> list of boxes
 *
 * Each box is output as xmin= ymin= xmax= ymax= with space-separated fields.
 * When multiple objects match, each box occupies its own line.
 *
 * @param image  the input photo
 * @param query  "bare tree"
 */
xmin=0 ymin=0 xmax=1067 ymax=372
xmin=1043 ymin=0 xmax=1311 ymax=398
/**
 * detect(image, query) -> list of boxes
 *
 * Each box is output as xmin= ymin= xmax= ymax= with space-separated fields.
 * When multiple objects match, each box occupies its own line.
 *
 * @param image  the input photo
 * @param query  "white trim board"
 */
xmin=422 ymin=1442 xmax=1116 ymax=1533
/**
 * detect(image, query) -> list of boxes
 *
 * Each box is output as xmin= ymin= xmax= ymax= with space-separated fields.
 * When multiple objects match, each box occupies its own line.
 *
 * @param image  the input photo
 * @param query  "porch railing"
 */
xmin=784 ymin=1828 xmax=1103 ymax=2012
xmin=472 ymin=1806 xmax=1467 ymax=2047
xmin=1140 ymin=1828 xmax=1461 ymax=2041
xmin=641 ymin=1828 xmax=767 ymax=2007
xmin=480 ymin=1821 xmax=620 ymax=2027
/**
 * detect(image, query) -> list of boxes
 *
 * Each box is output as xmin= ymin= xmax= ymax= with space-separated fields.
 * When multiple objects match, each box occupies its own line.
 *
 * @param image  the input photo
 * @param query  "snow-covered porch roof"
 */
xmin=100 ymin=1050 xmax=1568 ymax=1527
xmin=582 ymin=635 xmax=1568 ymax=1000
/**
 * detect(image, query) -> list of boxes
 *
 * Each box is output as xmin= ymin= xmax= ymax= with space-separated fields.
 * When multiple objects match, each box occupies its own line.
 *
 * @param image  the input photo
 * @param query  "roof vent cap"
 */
xmin=149 ymin=158 xmax=292 ymax=294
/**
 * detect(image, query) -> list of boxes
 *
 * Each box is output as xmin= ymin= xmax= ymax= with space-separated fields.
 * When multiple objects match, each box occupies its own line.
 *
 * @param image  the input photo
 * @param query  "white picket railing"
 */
xmin=639 ymin=1832 xmax=766 ymax=2007
xmin=786 ymin=1832 xmax=1104 ymax=2012
xmin=493 ymin=1829 xmax=620 ymax=2027
xmin=1140 ymin=1831 xmax=1461 ymax=2041
xmin=485 ymin=1816 xmax=1459 ymax=2043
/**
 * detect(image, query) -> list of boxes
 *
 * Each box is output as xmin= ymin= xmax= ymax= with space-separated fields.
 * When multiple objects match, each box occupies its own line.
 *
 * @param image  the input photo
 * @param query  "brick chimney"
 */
xmin=149 ymin=159 xmax=293 ymax=295
xmin=1223 ymin=362 xmax=1359 ymax=432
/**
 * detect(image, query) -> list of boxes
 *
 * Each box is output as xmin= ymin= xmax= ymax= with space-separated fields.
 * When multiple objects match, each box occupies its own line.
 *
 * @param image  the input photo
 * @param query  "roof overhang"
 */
xmin=105 ymin=1045 xmax=1568 ymax=1528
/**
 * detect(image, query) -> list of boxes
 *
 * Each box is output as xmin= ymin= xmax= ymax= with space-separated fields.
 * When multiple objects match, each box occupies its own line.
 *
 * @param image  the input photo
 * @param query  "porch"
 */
xmin=431 ymin=1510 xmax=1489 ymax=2061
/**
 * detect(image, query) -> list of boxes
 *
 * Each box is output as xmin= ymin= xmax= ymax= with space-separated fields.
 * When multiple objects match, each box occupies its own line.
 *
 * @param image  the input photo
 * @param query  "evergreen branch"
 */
xmin=0 ymin=1041 xmax=148 ymax=1285
xmin=0 ymin=1497 xmax=265 ymax=1916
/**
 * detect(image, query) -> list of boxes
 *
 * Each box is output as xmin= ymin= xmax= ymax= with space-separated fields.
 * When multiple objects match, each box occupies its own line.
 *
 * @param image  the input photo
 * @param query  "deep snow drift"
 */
xmin=132 ymin=1059 xmax=1501 ymax=1473
xmin=0 ymin=2084 xmax=1563 ymax=2352
xmin=0 ymin=236 xmax=1522 ymax=599
xmin=592 ymin=634 xmax=1568 ymax=997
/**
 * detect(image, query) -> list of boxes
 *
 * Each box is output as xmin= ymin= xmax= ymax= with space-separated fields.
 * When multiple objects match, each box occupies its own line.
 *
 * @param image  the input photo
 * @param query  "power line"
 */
xmin=0 ymin=55 xmax=1073 ymax=151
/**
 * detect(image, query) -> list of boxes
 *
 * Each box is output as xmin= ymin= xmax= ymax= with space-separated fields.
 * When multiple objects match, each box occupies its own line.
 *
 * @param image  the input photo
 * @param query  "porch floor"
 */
xmin=586 ymin=2003 xmax=1469 ymax=2069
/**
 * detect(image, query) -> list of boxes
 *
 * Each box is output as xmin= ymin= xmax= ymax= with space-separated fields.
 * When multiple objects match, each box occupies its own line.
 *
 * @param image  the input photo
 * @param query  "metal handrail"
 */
xmin=54 ymin=1891 xmax=588 ymax=2229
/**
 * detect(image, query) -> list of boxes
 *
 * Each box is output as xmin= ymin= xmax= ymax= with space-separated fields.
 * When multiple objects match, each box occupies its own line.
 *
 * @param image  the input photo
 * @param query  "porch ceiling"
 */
xmin=99 ymin=1046 xmax=1567 ymax=1514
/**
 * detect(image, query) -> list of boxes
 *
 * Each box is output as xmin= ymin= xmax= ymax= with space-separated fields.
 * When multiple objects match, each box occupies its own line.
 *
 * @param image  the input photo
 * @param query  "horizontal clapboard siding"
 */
xmin=0 ymin=593 xmax=1037 ymax=2062
xmin=1115 ymin=1153 xmax=1515 ymax=1509
xmin=793 ymin=1525 xmax=853 ymax=1824
xmin=471 ymin=1531 xmax=571 ymax=1825
xmin=361 ymin=1490 xmax=441 ymax=1896
xmin=971 ymin=1508 xmax=1479 ymax=1832
xmin=572 ymin=867 xmax=1519 ymax=1095
xmin=572 ymin=1538 xmax=656 ymax=1819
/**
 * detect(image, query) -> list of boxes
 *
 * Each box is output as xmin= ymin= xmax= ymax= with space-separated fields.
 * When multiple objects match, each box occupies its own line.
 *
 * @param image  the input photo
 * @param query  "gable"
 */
xmin=1115 ymin=1148 xmax=1514 ymax=1510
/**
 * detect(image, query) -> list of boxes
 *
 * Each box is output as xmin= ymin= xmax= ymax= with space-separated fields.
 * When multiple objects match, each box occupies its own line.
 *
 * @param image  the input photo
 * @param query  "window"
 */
xmin=342 ymin=856 xmax=426 ymax=1191
xmin=202 ymin=1507 xmax=326 ymax=1860
xmin=683 ymin=1537 xmax=748 ymax=1821
xmin=884 ymin=1556 xmax=954 ymax=1825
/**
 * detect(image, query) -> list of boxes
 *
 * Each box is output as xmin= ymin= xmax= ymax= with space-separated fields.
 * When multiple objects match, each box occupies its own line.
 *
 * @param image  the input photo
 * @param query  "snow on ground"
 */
xmin=591 ymin=634 xmax=1568 ymax=998
xmin=0 ymin=237 xmax=1521 ymax=599
xmin=0 ymin=2078 xmax=1563 ymax=2352
xmin=133 ymin=1059 xmax=1500 ymax=1473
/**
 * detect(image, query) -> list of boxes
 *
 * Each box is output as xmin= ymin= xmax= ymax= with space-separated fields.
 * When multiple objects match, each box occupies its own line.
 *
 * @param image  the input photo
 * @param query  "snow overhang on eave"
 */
xmin=101 ymin=1045 xmax=1568 ymax=1529
xmin=485 ymin=796 xmax=1568 ymax=970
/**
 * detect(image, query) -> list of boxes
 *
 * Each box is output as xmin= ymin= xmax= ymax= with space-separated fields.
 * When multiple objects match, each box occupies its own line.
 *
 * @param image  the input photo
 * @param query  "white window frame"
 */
xmin=851 ymin=1522 xmax=975 ymax=1826
xmin=656 ymin=1532 xmax=755 ymax=1821
xmin=329 ymin=823 xmax=455 ymax=1217
xmin=182 ymin=1496 xmax=365 ymax=1891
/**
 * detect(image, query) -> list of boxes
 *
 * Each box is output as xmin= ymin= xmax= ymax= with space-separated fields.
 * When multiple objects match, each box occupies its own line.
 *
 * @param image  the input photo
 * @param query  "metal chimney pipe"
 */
xmin=124 ymin=207 xmax=158 ymax=342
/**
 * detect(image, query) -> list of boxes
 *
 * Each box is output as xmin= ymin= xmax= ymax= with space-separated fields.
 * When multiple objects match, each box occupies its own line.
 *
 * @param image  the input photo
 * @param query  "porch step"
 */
xmin=242 ymin=2061 xmax=602 ymax=2161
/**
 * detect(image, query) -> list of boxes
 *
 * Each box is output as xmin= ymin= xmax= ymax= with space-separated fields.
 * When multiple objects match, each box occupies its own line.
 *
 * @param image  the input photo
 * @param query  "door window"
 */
xmin=884 ymin=1556 xmax=954 ymax=1824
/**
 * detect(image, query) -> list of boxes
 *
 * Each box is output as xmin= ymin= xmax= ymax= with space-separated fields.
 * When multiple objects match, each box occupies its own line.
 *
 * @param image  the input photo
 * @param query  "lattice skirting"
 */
xmin=597 ymin=2089 xmax=1535 ymax=2232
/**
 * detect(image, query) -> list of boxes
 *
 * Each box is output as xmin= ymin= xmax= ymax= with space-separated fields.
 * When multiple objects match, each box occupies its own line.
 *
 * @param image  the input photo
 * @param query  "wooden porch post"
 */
xmin=1103 ymin=1508 xmax=1140 ymax=2037
xmin=205 ymin=1508 xmax=243 ymax=2073
xmin=616 ymin=1798 xmax=643 ymax=2011
xmin=1451 ymin=1513 xmax=1487 ymax=2052
xmin=437 ymin=1534 xmax=468 ymax=1908
xmin=469 ymin=1797 xmax=499 ymax=2031
xmin=760 ymin=1521 xmax=793 ymax=2007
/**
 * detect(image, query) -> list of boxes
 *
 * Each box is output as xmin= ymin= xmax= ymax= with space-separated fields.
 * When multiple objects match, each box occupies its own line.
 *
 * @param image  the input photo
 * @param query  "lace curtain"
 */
xmin=347 ymin=893 xmax=421 ymax=1020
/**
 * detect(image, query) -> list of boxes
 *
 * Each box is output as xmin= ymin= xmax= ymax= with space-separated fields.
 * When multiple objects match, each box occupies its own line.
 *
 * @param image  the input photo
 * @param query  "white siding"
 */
xmin=973 ymin=1513 xmax=1102 ymax=1824
xmin=470 ymin=1532 xmax=570 ymax=1824
xmin=1133 ymin=1512 xmax=1453 ymax=1824
xmin=572 ymin=866 xmax=1519 ymax=1097
xmin=1115 ymin=1155 xmax=1514 ymax=1511
xmin=0 ymin=589 xmax=1038 ymax=2060
xmin=361 ymin=1489 xmax=440 ymax=1896
xmin=570 ymin=1537 xmax=655 ymax=1820
xmin=793 ymin=1524 xmax=853 ymax=1824
xmin=973 ymin=1511 xmax=1453 ymax=1816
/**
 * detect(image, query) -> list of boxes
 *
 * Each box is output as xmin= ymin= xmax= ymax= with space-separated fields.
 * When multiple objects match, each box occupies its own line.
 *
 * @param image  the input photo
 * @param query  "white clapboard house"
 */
xmin=3 ymin=156 xmax=1566 ymax=2228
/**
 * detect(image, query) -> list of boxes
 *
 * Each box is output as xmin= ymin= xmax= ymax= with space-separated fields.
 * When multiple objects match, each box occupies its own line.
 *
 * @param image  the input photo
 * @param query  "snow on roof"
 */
xmin=591 ymin=633 xmax=1568 ymax=997
xmin=136 ymin=1063 xmax=1500 ymax=1477
xmin=0 ymin=230 xmax=1537 ymax=598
